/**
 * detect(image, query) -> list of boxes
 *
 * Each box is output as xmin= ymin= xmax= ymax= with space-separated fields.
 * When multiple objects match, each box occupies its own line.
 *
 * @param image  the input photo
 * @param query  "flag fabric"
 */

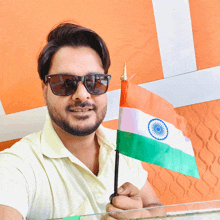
xmin=116 ymin=81 xmax=200 ymax=178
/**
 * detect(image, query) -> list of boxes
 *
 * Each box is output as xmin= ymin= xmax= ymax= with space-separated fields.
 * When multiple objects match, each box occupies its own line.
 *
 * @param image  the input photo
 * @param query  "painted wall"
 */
xmin=1 ymin=0 xmax=220 ymax=206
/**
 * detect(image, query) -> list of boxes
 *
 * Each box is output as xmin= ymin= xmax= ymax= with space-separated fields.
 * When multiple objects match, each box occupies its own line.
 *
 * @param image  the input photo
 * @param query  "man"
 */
xmin=0 ymin=23 xmax=166 ymax=219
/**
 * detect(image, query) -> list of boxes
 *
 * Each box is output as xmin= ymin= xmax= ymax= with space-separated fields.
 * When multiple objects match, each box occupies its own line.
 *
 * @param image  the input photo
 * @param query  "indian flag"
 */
xmin=117 ymin=81 xmax=200 ymax=178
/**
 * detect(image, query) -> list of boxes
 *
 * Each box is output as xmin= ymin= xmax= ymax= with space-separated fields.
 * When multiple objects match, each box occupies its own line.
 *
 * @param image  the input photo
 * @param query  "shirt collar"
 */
xmin=41 ymin=114 xmax=72 ymax=159
xmin=41 ymin=113 xmax=116 ymax=159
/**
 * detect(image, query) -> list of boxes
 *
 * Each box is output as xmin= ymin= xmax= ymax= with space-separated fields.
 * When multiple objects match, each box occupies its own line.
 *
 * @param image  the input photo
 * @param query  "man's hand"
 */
xmin=0 ymin=205 xmax=23 ymax=220
xmin=105 ymin=182 xmax=151 ymax=219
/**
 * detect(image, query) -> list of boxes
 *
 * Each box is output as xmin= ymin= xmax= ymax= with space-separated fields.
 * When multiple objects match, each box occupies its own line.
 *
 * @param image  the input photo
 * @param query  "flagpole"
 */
xmin=110 ymin=63 xmax=127 ymax=204
xmin=109 ymin=149 xmax=119 ymax=204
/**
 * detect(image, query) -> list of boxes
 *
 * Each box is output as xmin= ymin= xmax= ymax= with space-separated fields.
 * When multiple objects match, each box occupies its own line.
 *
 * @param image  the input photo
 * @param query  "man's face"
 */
xmin=43 ymin=46 xmax=108 ymax=136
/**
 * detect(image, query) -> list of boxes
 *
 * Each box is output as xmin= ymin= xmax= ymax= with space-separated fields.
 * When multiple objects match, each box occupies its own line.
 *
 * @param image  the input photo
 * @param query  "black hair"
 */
xmin=38 ymin=22 xmax=111 ymax=82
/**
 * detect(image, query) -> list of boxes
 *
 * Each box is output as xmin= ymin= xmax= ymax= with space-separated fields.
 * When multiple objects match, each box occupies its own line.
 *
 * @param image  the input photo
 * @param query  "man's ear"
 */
xmin=41 ymin=81 xmax=48 ymax=104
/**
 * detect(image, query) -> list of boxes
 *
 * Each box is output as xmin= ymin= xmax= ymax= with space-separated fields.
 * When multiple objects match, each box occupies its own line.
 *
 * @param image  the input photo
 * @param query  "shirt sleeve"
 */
xmin=0 ymin=153 xmax=31 ymax=219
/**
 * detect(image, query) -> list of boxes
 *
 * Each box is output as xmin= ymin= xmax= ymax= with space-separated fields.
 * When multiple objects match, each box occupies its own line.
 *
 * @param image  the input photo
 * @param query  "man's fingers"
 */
xmin=106 ymin=183 xmax=143 ymax=219
xmin=106 ymin=203 xmax=119 ymax=213
xmin=112 ymin=195 xmax=143 ymax=210
xmin=106 ymin=203 xmax=145 ymax=219
xmin=101 ymin=214 xmax=116 ymax=220
xmin=105 ymin=216 xmax=116 ymax=220
xmin=117 ymin=182 xmax=140 ymax=196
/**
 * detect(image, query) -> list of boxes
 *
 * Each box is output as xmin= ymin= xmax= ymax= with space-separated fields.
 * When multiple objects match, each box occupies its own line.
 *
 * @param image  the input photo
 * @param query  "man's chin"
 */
xmin=63 ymin=124 xmax=100 ymax=136
xmin=60 ymin=119 xmax=102 ymax=136
xmin=48 ymin=105 xmax=107 ymax=137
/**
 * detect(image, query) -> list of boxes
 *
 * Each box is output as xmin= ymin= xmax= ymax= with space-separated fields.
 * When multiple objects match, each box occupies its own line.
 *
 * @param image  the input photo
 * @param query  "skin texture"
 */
xmin=0 ymin=205 xmax=23 ymax=220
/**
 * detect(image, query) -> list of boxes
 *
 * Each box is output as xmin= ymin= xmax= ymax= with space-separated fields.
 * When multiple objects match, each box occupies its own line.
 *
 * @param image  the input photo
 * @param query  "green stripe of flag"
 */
xmin=62 ymin=216 xmax=81 ymax=219
xmin=117 ymin=130 xmax=200 ymax=178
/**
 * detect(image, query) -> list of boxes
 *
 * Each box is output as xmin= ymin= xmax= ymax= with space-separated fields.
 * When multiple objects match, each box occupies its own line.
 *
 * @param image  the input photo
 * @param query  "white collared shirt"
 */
xmin=0 ymin=116 xmax=148 ymax=219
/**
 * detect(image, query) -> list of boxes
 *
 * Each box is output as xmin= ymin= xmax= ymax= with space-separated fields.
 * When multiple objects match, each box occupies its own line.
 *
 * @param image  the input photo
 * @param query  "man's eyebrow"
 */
xmin=86 ymin=71 xmax=105 ymax=75
xmin=54 ymin=72 xmax=105 ymax=76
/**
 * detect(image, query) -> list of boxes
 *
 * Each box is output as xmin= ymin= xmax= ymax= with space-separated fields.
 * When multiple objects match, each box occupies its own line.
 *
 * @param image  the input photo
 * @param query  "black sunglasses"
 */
xmin=45 ymin=73 xmax=111 ymax=96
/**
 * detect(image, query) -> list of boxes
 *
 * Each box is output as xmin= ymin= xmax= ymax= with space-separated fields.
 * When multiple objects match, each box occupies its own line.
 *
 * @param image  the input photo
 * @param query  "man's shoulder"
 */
xmin=0 ymin=131 xmax=42 ymax=159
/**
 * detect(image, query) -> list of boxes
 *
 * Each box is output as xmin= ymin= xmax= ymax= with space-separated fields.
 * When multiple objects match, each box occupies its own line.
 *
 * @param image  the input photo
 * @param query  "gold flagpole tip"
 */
xmin=120 ymin=62 xmax=127 ymax=81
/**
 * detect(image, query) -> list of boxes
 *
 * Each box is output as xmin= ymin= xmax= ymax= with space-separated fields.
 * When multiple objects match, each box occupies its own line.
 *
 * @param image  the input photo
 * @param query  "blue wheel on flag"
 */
xmin=148 ymin=118 xmax=168 ymax=140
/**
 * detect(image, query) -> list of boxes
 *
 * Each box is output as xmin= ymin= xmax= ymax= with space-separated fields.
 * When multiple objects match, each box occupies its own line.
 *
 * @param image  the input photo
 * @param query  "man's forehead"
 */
xmin=49 ymin=46 xmax=104 ymax=75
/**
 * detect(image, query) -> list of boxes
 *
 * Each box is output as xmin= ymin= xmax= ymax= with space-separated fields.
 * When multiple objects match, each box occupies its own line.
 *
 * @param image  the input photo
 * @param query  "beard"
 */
xmin=47 ymin=100 xmax=107 ymax=136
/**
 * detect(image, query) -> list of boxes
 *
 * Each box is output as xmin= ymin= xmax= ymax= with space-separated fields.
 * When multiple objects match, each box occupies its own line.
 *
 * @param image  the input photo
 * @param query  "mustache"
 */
xmin=66 ymin=101 xmax=97 ymax=110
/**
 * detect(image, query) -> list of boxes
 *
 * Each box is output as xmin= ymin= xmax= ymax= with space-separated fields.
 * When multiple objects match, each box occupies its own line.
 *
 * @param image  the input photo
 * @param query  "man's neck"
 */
xmin=52 ymin=121 xmax=100 ymax=175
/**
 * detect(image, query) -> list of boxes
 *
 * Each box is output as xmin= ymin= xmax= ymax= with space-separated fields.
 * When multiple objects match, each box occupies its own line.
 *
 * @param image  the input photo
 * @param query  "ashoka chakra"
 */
xmin=148 ymin=118 xmax=168 ymax=140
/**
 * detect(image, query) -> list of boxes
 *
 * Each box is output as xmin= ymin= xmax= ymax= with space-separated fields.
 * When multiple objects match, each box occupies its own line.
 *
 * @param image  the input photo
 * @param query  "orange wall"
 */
xmin=189 ymin=0 xmax=220 ymax=70
xmin=0 ymin=0 xmax=163 ymax=114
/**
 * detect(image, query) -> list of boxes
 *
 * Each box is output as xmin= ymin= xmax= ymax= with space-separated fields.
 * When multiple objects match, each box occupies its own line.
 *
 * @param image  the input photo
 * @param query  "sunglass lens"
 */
xmin=85 ymin=75 xmax=108 ymax=95
xmin=50 ymin=75 xmax=77 ymax=96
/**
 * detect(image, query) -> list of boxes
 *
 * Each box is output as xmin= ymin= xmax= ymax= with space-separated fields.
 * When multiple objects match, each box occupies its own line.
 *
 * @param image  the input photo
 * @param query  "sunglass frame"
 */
xmin=45 ymin=73 xmax=111 ymax=96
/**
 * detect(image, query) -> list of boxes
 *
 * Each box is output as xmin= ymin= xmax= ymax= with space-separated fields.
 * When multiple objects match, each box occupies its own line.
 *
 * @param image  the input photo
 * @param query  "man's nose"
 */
xmin=72 ymin=81 xmax=91 ymax=101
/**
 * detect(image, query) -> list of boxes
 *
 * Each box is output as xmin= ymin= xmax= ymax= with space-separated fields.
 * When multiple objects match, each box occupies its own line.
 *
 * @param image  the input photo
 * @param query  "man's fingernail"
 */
xmin=118 ymin=187 xmax=123 ymax=193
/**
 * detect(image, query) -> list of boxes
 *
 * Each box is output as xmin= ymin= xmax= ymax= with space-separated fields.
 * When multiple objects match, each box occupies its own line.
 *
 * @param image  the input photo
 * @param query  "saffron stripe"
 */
xmin=120 ymin=81 xmax=187 ymax=134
